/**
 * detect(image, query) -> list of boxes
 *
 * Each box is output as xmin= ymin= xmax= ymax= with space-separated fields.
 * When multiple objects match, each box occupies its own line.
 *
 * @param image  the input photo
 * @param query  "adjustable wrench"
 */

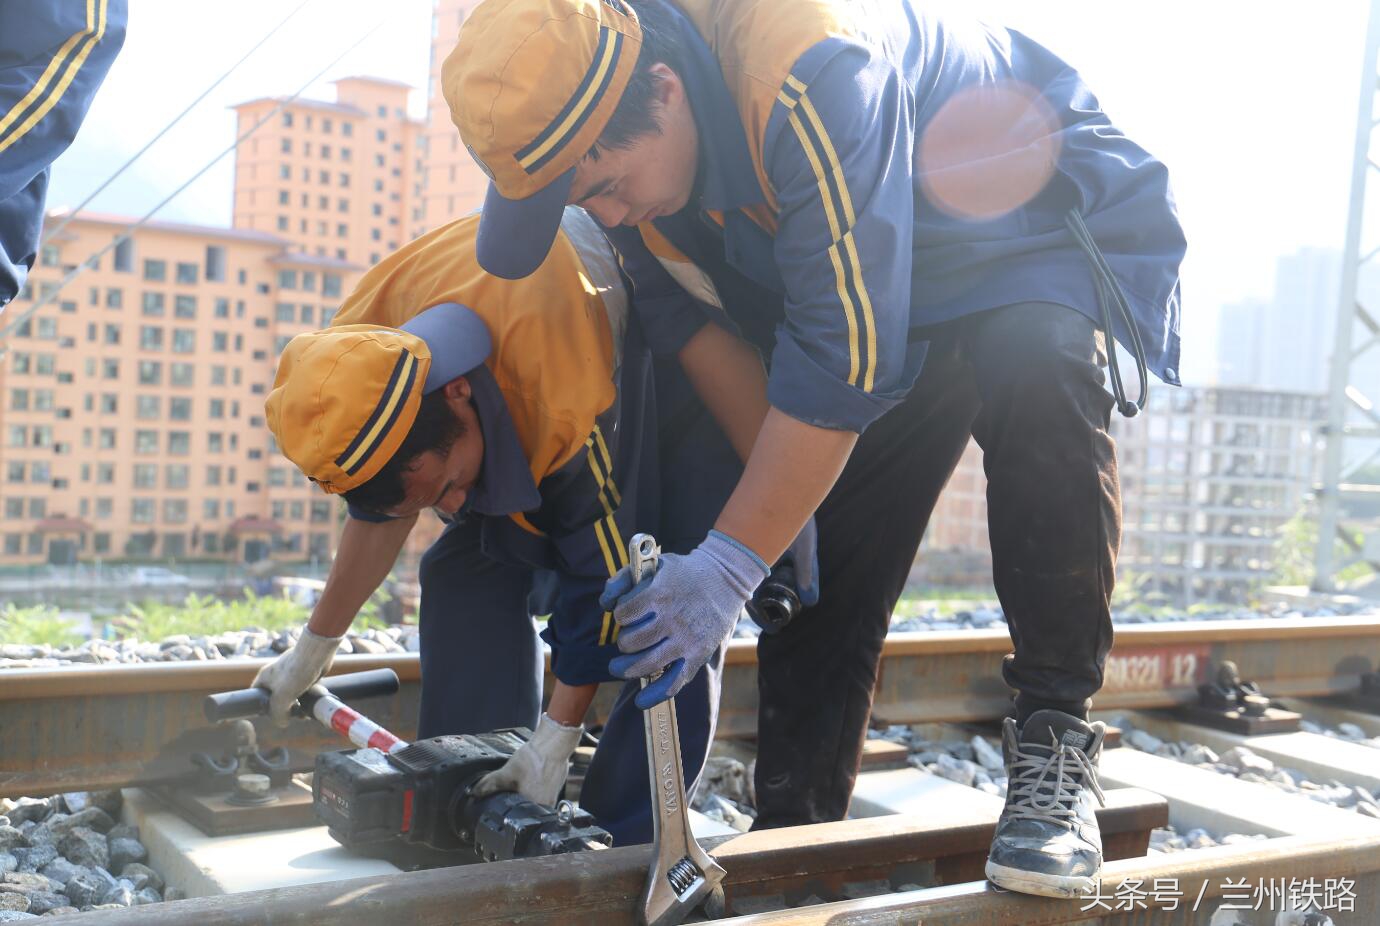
xmin=628 ymin=533 xmax=726 ymax=926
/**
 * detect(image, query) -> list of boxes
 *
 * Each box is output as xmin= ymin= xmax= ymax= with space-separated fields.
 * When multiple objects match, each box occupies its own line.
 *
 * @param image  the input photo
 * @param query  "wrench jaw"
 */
xmin=640 ymin=853 xmax=727 ymax=926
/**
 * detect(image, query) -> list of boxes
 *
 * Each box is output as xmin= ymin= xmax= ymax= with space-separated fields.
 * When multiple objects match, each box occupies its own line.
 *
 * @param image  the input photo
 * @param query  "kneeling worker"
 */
xmin=252 ymin=207 xmax=776 ymax=844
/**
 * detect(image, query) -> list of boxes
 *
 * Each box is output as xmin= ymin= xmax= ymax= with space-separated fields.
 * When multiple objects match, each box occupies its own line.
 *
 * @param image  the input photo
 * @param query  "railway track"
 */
xmin=3 ymin=615 xmax=1378 ymax=924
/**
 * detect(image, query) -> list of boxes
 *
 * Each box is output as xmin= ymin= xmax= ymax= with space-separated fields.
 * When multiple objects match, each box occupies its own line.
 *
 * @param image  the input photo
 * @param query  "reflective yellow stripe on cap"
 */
xmin=336 ymin=351 xmax=419 ymax=476
xmin=515 ymin=26 xmax=624 ymax=174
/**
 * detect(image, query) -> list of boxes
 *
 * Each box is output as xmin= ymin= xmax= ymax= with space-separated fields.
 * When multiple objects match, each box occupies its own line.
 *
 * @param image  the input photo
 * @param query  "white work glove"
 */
xmin=251 ymin=628 xmax=342 ymax=727
xmin=471 ymin=713 xmax=583 ymax=807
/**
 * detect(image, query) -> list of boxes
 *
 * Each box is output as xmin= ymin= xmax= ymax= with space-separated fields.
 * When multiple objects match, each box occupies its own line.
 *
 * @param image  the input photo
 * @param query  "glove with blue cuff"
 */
xmin=603 ymin=530 xmax=769 ymax=710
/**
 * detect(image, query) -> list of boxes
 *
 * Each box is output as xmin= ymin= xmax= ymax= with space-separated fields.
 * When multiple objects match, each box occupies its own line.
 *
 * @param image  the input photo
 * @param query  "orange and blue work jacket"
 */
xmin=335 ymin=208 xmax=704 ymax=684
xmin=606 ymin=0 xmax=1187 ymax=433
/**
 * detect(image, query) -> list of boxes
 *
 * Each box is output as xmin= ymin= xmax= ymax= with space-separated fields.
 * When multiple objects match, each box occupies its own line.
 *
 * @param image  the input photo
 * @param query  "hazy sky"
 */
xmin=45 ymin=0 xmax=1374 ymax=384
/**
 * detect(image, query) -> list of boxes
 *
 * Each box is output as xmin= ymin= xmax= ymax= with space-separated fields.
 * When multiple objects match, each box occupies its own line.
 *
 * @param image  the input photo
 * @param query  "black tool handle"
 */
xmin=204 ymin=668 xmax=401 ymax=724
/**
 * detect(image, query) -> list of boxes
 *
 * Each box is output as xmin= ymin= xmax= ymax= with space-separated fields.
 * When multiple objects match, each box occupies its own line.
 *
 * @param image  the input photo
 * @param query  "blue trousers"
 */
xmin=415 ymin=361 xmax=739 ymax=846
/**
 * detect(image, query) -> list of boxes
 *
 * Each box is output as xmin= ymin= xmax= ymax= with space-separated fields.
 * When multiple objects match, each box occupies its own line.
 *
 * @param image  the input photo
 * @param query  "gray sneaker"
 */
xmin=984 ymin=709 xmax=1107 ymax=898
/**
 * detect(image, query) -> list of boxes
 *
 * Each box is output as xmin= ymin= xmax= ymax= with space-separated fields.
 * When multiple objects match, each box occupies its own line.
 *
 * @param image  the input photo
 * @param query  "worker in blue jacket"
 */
xmin=443 ymin=0 xmax=1186 ymax=897
xmin=1 ymin=0 xmax=126 ymax=309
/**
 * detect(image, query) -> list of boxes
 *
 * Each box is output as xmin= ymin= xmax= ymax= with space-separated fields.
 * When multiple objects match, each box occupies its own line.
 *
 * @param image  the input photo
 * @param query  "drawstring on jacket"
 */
xmin=1065 ymin=209 xmax=1149 ymax=418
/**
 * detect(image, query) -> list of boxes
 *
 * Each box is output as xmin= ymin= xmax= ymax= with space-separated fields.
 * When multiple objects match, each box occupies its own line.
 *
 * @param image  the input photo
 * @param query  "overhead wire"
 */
xmin=0 ymin=8 xmax=396 ymax=356
xmin=40 ymin=0 xmax=316 ymax=247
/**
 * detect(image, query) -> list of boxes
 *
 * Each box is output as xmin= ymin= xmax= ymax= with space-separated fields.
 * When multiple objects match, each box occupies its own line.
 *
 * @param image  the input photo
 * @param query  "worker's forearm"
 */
xmin=306 ymin=514 xmax=416 ymax=637
xmin=678 ymin=322 xmax=770 ymax=463
xmin=714 ymin=407 xmax=857 ymax=565
xmin=546 ymin=680 xmax=599 ymax=727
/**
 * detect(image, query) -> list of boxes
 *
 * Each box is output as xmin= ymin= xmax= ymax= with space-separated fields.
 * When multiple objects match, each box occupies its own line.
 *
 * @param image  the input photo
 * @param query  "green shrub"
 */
xmin=0 ymin=604 xmax=83 ymax=648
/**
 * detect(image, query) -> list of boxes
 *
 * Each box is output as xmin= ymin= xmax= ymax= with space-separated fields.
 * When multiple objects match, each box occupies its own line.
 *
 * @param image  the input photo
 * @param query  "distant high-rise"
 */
xmin=230 ymin=77 xmax=428 ymax=266
xmin=422 ymin=0 xmax=489 ymax=230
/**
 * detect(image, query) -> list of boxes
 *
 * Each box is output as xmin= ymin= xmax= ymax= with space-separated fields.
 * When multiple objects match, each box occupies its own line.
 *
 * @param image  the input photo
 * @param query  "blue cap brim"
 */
xmin=400 ymin=302 xmax=494 ymax=393
xmin=475 ymin=168 xmax=575 ymax=280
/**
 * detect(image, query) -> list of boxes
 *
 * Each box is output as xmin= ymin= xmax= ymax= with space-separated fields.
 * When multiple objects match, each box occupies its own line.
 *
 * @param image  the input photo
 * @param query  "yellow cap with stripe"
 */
xmin=266 ymin=326 xmax=430 ymax=495
xmin=442 ymin=0 xmax=642 ymax=279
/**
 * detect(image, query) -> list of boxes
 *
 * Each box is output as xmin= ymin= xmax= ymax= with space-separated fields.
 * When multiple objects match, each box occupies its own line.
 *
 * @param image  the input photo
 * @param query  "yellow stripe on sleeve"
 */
xmin=0 ymin=0 xmax=108 ymax=156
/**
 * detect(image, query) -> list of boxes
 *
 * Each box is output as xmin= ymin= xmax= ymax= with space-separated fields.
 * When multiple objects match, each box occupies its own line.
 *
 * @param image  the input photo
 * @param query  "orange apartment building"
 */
xmin=1 ymin=213 xmax=361 ymax=565
xmin=0 ymin=39 xmax=501 ymax=567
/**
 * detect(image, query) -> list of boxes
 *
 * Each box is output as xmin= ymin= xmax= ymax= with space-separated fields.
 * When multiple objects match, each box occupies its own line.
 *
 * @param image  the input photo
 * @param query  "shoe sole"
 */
xmin=984 ymin=860 xmax=1099 ymax=898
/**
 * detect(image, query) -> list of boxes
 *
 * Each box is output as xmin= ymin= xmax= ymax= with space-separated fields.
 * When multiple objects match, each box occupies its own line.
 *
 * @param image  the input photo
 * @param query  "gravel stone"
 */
xmin=15 ymin=846 xmax=55 ymax=874
xmin=0 ymin=912 xmax=37 ymax=922
xmin=1219 ymin=747 xmax=1275 ymax=776
xmin=0 ymin=875 xmax=57 ymax=897
xmin=98 ymin=883 xmax=134 ymax=907
xmin=37 ymin=860 xmax=81 ymax=888
xmin=134 ymin=887 xmax=162 ymax=905
xmin=1181 ymin=744 xmax=1219 ymax=765
xmin=42 ymin=908 xmax=79 ymax=917
xmin=0 ymin=804 xmax=46 ymax=829
xmin=0 ymin=896 xmax=25 ymax=913
xmin=0 ymin=858 xmax=14 ymax=877
xmin=105 ymin=824 xmax=138 ymax=843
xmin=698 ymin=757 xmax=750 ymax=806
xmin=970 ymin=735 xmax=1004 ymax=771
xmin=119 ymin=864 xmax=162 ymax=893
xmin=62 ymin=874 xmax=102 ymax=908
xmin=0 ymin=832 xmax=26 ymax=855
xmin=19 ymin=894 xmax=62 ymax=917
xmin=932 ymin=754 xmax=978 ymax=787
xmin=58 ymin=828 xmax=107 ymax=870
xmin=106 ymin=838 xmax=145 ymax=871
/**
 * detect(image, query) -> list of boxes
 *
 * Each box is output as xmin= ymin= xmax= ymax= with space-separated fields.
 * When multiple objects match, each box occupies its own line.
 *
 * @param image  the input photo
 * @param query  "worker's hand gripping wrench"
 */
xmin=629 ymin=534 xmax=726 ymax=926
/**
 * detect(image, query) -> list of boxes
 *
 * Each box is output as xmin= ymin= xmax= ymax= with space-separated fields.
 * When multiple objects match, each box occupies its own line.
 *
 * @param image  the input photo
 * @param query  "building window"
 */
xmin=105 ymin=288 xmax=123 ymax=308
xmin=342 ymin=122 xmax=352 ymax=137
xmin=209 ymin=398 xmax=224 ymax=418
xmin=133 ymin=464 xmax=157 ymax=489
xmin=102 ymin=358 xmax=119 ymax=379
xmin=299 ymin=304 xmax=314 ymax=324
xmin=169 ymin=396 xmax=192 ymax=420
xmin=371 ymin=203 xmax=382 ymax=217
xmin=142 ymin=292 xmax=165 ymax=316
xmin=3 ymin=497 xmax=21 ymax=518
xmin=10 ymin=388 xmax=28 ymax=411
xmin=165 ymin=464 xmax=189 ymax=489
xmin=205 ymin=245 xmax=226 ymax=282
xmin=135 ymin=430 xmax=158 ymax=453
xmin=212 ymin=331 xmax=228 ymax=352
xmin=137 ymin=360 xmax=162 ymax=385
xmin=103 ymin=323 xmax=120 ymax=345
xmin=207 ymin=432 xmax=223 ymax=453
xmin=98 ymin=428 xmax=116 ymax=450
xmin=170 ymin=363 xmax=195 ymax=387
xmin=275 ymin=302 xmax=295 ymax=322
xmin=210 ymin=365 xmax=226 ymax=385
xmin=205 ymin=465 xmax=222 ymax=486
xmin=139 ymin=325 xmax=163 ymax=350
xmin=339 ymin=172 xmax=350 ymax=188
xmin=214 ymin=297 xmax=230 ymax=319
xmin=277 ymin=216 xmax=289 ymax=231
xmin=99 ymin=393 xmax=117 ymax=414
xmin=40 ymin=244 xmax=59 ymax=266
xmin=278 ymin=189 xmax=290 ymax=206
xmin=168 ymin=431 xmax=191 ymax=455
xmin=281 ymin=137 xmax=291 ymax=154
xmin=143 ymin=259 xmax=165 ymax=282
xmin=174 ymin=295 xmax=196 ymax=318
xmin=283 ymin=112 xmax=293 ymax=128
xmin=114 ymin=237 xmax=134 ymax=272
xmin=132 ymin=498 xmax=155 ymax=523
xmin=136 ymin=395 xmax=160 ymax=418
xmin=279 ymin=164 xmax=290 ymax=180
xmin=96 ymin=498 xmax=113 ymax=519
xmin=321 ymin=144 xmax=330 ymax=159
xmin=336 ymin=223 xmax=348 ymax=238
xmin=172 ymin=329 xmax=195 ymax=353
xmin=204 ymin=499 xmax=221 ymax=520
xmin=175 ymin=262 xmax=198 ymax=285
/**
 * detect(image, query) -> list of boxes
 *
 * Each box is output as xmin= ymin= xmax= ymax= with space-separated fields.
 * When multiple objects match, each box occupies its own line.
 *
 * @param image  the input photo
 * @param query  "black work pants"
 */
xmin=753 ymin=302 xmax=1121 ymax=829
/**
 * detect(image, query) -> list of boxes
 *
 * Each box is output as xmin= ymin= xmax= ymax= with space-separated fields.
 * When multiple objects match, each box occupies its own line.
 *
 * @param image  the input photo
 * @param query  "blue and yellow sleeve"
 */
xmin=0 ymin=0 xmax=127 ymax=307
xmin=762 ymin=41 xmax=925 ymax=433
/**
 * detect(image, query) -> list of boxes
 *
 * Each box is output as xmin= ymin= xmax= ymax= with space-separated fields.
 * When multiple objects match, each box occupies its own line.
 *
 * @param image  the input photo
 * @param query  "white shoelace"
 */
xmin=1006 ymin=731 xmax=1107 ymax=830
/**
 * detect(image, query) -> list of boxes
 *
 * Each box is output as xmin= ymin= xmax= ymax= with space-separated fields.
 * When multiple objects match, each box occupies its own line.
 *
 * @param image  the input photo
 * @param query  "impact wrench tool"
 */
xmin=629 ymin=533 xmax=727 ymax=926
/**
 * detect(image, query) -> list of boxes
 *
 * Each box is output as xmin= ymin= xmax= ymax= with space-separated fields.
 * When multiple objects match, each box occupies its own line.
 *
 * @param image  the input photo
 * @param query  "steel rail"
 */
xmin=2 ymin=617 xmax=1377 ymax=796
xmin=40 ymin=789 xmax=1168 ymax=925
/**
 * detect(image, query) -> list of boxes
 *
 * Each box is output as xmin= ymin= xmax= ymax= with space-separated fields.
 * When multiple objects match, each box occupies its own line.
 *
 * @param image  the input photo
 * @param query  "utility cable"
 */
xmin=0 ymin=9 xmax=394 ymax=355
xmin=41 ymin=0 xmax=316 ymax=246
